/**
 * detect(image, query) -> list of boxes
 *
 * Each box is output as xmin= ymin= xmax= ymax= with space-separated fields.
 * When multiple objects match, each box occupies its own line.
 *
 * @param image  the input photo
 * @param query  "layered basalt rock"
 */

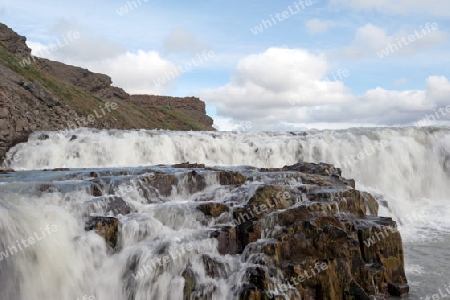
xmin=21 ymin=162 xmax=408 ymax=299
xmin=0 ymin=23 xmax=31 ymax=57
xmin=200 ymin=163 xmax=408 ymax=299
xmin=130 ymin=95 xmax=214 ymax=129
xmin=37 ymin=58 xmax=130 ymax=101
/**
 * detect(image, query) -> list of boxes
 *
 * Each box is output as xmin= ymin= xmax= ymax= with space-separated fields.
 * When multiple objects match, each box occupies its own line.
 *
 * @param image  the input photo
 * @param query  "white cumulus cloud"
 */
xmin=201 ymin=47 xmax=450 ymax=130
xmin=84 ymin=50 xmax=179 ymax=94
xmin=27 ymin=40 xmax=179 ymax=94
xmin=340 ymin=23 xmax=446 ymax=59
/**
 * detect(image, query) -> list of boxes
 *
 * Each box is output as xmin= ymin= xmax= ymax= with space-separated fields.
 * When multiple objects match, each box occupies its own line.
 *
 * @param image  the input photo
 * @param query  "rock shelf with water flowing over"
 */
xmin=0 ymin=158 xmax=410 ymax=299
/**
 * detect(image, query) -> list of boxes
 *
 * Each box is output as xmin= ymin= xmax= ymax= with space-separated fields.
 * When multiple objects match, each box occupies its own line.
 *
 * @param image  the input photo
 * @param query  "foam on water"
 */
xmin=1 ymin=127 xmax=450 ymax=299
xmin=5 ymin=127 xmax=450 ymax=222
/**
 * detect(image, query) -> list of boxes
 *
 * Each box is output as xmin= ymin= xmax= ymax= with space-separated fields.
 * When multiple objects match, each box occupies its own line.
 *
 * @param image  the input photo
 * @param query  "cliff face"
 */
xmin=0 ymin=23 xmax=214 ymax=161
xmin=0 ymin=62 xmax=80 ymax=156
xmin=0 ymin=23 xmax=31 ymax=57
xmin=36 ymin=58 xmax=130 ymax=101
xmin=130 ymin=95 xmax=214 ymax=130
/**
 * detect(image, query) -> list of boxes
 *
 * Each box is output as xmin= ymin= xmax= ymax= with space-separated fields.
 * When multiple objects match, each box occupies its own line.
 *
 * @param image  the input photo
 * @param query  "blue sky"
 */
xmin=1 ymin=0 xmax=450 ymax=130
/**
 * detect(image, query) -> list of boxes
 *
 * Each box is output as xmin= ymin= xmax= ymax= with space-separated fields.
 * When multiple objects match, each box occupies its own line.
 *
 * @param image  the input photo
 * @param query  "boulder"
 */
xmin=85 ymin=216 xmax=119 ymax=249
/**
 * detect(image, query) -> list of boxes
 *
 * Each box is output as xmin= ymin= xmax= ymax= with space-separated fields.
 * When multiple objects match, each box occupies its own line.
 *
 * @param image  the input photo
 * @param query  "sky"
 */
xmin=1 ymin=0 xmax=450 ymax=131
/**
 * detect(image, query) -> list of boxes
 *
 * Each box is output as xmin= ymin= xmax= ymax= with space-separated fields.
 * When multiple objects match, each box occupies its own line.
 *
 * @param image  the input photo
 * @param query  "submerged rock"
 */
xmin=83 ymin=196 xmax=131 ymax=217
xmin=172 ymin=162 xmax=206 ymax=168
xmin=0 ymin=167 xmax=14 ymax=174
xmin=85 ymin=216 xmax=119 ymax=249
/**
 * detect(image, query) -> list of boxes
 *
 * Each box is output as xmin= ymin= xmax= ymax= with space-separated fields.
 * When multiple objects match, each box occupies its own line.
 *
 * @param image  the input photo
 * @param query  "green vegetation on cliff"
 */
xmin=0 ymin=45 xmax=211 ymax=131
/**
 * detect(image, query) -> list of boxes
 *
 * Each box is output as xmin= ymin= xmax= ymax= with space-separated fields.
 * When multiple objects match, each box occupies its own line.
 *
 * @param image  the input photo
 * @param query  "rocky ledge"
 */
xmin=10 ymin=162 xmax=408 ymax=299
xmin=80 ymin=162 xmax=408 ymax=299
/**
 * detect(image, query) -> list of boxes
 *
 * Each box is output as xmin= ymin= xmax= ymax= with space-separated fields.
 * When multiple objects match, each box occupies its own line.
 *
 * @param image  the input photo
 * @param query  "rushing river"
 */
xmin=1 ymin=127 xmax=449 ymax=299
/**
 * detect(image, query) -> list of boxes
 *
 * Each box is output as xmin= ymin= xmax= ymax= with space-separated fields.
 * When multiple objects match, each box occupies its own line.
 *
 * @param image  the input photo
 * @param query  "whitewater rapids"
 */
xmin=1 ymin=126 xmax=449 ymax=299
xmin=4 ymin=127 xmax=450 ymax=209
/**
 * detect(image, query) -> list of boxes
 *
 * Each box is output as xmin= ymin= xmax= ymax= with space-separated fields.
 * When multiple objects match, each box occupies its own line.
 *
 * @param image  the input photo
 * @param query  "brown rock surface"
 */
xmin=0 ymin=23 xmax=31 ymax=57
xmin=0 ymin=162 xmax=408 ymax=299
xmin=85 ymin=216 xmax=119 ymax=249
xmin=204 ymin=164 xmax=407 ymax=299
xmin=131 ymin=94 xmax=214 ymax=130
xmin=37 ymin=58 xmax=130 ymax=101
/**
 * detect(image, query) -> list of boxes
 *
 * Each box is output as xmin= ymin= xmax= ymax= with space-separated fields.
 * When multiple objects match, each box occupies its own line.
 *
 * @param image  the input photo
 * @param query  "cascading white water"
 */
xmin=0 ymin=169 xmax=245 ymax=300
xmin=1 ymin=126 xmax=450 ymax=299
xmin=5 ymin=127 xmax=450 ymax=212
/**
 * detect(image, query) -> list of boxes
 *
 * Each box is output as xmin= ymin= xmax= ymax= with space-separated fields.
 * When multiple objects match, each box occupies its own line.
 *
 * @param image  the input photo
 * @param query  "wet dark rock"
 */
xmin=5 ymin=161 xmax=408 ymax=299
xmin=211 ymin=226 xmax=239 ymax=255
xmin=243 ymin=266 xmax=268 ymax=291
xmin=217 ymin=171 xmax=246 ymax=185
xmin=346 ymin=178 xmax=356 ymax=188
xmin=89 ymin=171 xmax=99 ymax=178
xmin=235 ymin=220 xmax=262 ymax=253
xmin=186 ymin=171 xmax=207 ymax=193
xmin=0 ymin=167 xmax=14 ymax=174
xmin=37 ymin=133 xmax=49 ymax=140
xmin=38 ymin=183 xmax=59 ymax=193
xmin=143 ymin=173 xmax=176 ymax=197
xmin=172 ymin=162 xmax=205 ymax=168
xmin=83 ymin=196 xmax=131 ymax=216
xmin=52 ymin=168 xmax=70 ymax=171
xmin=85 ymin=216 xmax=119 ymax=249
xmin=388 ymin=283 xmax=409 ymax=297
xmin=90 ymin=183 xmax=103 ymax=197
xmin=205 ymin=162 xmax=409 ymax=298
xmin=348 ymin=282 xmax=371 ymax=300
xmin=202 ymin=254 xmax=228 ymax=279
xmin=182 ymin=265 xmax=197 ymax=300
xmin=104 ymin=196 xmax=131 ymax=215
xmin=197 ymin=202 xmax=229 ymax=218
xmin=282 ymin=162 xmax=341 ymax=177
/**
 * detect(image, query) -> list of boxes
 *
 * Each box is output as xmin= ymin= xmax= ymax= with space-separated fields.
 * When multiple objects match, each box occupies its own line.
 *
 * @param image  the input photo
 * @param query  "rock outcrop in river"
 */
xmin=3 ymin=161 xmax=409 ymax=299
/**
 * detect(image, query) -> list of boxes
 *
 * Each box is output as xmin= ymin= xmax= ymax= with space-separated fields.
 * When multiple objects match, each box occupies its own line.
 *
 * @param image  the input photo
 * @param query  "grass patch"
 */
xmin=0 ymin=45 xmax=210 ymax=132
